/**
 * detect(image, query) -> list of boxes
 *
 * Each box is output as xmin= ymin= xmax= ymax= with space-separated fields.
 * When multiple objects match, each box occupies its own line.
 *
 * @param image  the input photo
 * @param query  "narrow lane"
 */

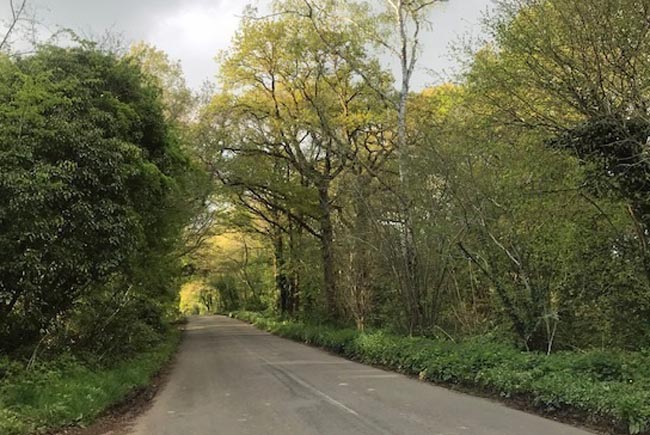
xmin=129 ymin=316 xmax=593 ymax=435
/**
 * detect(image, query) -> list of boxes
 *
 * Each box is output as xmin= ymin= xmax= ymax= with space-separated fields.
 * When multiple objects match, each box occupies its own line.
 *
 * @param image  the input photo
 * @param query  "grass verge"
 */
xmin=232 ymin=311 xmax=650 ymax=435
xmin=0 ymin=329 xmax=180 ymax=435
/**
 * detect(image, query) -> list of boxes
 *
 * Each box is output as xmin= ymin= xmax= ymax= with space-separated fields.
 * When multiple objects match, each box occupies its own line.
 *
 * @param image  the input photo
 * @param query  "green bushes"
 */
xmin=233 ymin=311 xmax=650 ymax=434
xmin=0 ymin=329 xmax=179 ymax=435
xmin=0 ymin=44 xmax=204 ymax=355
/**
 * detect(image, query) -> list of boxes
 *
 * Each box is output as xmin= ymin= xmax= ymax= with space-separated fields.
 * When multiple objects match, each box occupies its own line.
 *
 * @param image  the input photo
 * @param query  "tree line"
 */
xmin=187 ymin=0 xmax=650 ymax=353
xmin=2 ymin=0 xmax=649 ymax=359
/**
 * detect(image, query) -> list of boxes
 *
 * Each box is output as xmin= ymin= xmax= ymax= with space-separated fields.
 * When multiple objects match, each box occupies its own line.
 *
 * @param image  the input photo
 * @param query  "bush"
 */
xmin=0 ymin=44 xmax=202 ymax=355
xmin=233 ymin=311 xmax=650 ymax=434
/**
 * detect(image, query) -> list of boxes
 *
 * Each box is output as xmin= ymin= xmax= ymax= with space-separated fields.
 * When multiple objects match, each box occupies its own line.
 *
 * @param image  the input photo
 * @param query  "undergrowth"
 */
xmin=0 ymin=329 xmax=180 ymax=435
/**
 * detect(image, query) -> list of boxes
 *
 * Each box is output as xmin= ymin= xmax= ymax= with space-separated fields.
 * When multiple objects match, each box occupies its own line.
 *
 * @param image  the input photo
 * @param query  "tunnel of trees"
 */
xmin=184 ymin=0 xmax=650 ymax=353
xmin=0 ymin=0 xmax=649 ymax=372
xmin=2 ymin=0 xmax=650 ymax=432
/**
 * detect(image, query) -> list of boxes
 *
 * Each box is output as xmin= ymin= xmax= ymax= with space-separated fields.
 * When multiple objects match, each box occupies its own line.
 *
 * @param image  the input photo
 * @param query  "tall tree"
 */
xmin=0 ymin=44 xmax=199 ymax=352
xmin=213 ymin=5 xmax=391 ymax=317
xmin=288 ymin=0 xmax=442 ymax=328
xmin=469 ymin=0 xmax=650 ymax=277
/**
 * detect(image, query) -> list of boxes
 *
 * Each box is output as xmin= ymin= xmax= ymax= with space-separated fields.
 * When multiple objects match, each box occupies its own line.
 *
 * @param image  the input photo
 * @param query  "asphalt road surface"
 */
xmin=129 ymin=315 xmax=593 ymax=435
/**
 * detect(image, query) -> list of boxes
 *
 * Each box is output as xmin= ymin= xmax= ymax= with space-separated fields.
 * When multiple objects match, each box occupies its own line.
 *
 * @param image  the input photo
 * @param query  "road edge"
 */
xmin=230 ymin=313 xmax=619 ymax=435
xmin=46 ymin=325 xmax=184 ymax=435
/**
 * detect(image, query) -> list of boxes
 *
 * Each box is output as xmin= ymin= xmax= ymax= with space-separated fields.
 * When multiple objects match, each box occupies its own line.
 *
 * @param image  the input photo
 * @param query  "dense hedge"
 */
xmin=233 ymin=311 xmax=650 ymax=434
xmin=0 ymin=329 xmax=179 ymax=435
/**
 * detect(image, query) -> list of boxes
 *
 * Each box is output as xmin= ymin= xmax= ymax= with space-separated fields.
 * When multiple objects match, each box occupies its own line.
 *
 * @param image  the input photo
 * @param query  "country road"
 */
xmin=129 ymin=316 xmax=593 ymax=435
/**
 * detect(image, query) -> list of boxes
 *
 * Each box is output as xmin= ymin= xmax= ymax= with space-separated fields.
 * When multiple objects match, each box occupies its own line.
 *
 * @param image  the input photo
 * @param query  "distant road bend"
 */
xmin=129 ymin=316 xmax=593 ymax=435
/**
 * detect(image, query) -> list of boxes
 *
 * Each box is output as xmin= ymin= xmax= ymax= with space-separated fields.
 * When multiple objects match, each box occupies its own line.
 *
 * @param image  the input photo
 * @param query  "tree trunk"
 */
xmin=351 ymin=174 xmax=373 ymax=330
xmin=288 ymin=220 xmax=301 ymax=315
xmin=273 ymin=229 xmax=290 ymax=314
xmin=318 ymin=182 xmax=337 ymax=319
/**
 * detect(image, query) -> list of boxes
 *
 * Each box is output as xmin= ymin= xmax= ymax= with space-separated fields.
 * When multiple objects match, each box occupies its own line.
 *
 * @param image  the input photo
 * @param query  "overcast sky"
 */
xmin=1 ymin=0 xmax=494 ymax=90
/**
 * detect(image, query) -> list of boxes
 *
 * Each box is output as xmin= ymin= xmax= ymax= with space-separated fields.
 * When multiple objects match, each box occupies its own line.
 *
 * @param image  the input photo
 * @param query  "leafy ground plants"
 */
xmin=233 ymin=311 xmax=650 ymax=435
xmin=0 ymin=329 xmax=180 ymax=435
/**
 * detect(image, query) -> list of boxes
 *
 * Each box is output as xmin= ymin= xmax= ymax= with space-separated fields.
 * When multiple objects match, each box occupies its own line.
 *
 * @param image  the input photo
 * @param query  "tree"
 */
xmin=443 ymin=0 xmax=650 ymax=349
xmin=193 ymin=93 xmax=316 ymax=315
xmin=191 ymin=0 xmax=650 ymax=352
xmin=0 ymin=44 xmax=199 ymax=353
xmin=212 ymin=5 xmax=391 ymax=318
xmin=290 ymin=0 xmax=443 ymax=329
xmin=0 ymin=0 xmax=27 ymax=52
xmin=469 ymin=0 xmax=650 ymax=275
xmin=128 ymin=41 xmax=195 ymax=124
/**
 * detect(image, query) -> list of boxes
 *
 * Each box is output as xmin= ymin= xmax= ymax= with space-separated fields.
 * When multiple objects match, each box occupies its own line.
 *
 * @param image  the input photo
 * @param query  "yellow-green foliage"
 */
xmin=186 ymin=230 xmax=274 ymax=312
xmin=179 ymin=280 xmax=218 ymax=315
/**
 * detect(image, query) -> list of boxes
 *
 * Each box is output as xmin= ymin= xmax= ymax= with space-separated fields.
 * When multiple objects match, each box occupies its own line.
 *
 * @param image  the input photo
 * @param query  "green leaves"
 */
xmin=0 ymin=45 xmax=200 ymax=354
xmin=0 ymin=331 xmax=179 ymax=435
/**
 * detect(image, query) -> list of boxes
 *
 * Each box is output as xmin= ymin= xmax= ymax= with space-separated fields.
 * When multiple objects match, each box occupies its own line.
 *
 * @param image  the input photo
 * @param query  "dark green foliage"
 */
xmin=235 ymin=311 xmax=650 ymax=434
xmin=552 ymin=116 xmax=650 ymax=255
xmin=210 ymin=275 xmax=241 ymax=312
xmin=0 ymin=42 xmax=203 ymax=434
xmin=0 ymin=45 xmax=200 ymax=354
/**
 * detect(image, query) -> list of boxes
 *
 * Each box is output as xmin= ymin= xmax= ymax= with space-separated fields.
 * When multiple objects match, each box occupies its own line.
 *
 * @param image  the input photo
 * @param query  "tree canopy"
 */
xmin=183 ymin=0 xmax=650 ymax=353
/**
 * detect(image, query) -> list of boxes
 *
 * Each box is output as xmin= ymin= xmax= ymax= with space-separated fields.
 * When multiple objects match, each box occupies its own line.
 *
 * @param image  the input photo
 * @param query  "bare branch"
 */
xmin=0 ymin=0 xmax=27 ymax=51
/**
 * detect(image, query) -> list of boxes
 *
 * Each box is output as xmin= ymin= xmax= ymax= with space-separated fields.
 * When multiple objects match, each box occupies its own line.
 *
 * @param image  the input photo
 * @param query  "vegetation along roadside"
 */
xmin=0 ymin=28 xmax=206 ymax=435
xmin=0 ymin=328 xmax=180 ymax=435
xmin=2 ymin=0 xmax=650 ymax=433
